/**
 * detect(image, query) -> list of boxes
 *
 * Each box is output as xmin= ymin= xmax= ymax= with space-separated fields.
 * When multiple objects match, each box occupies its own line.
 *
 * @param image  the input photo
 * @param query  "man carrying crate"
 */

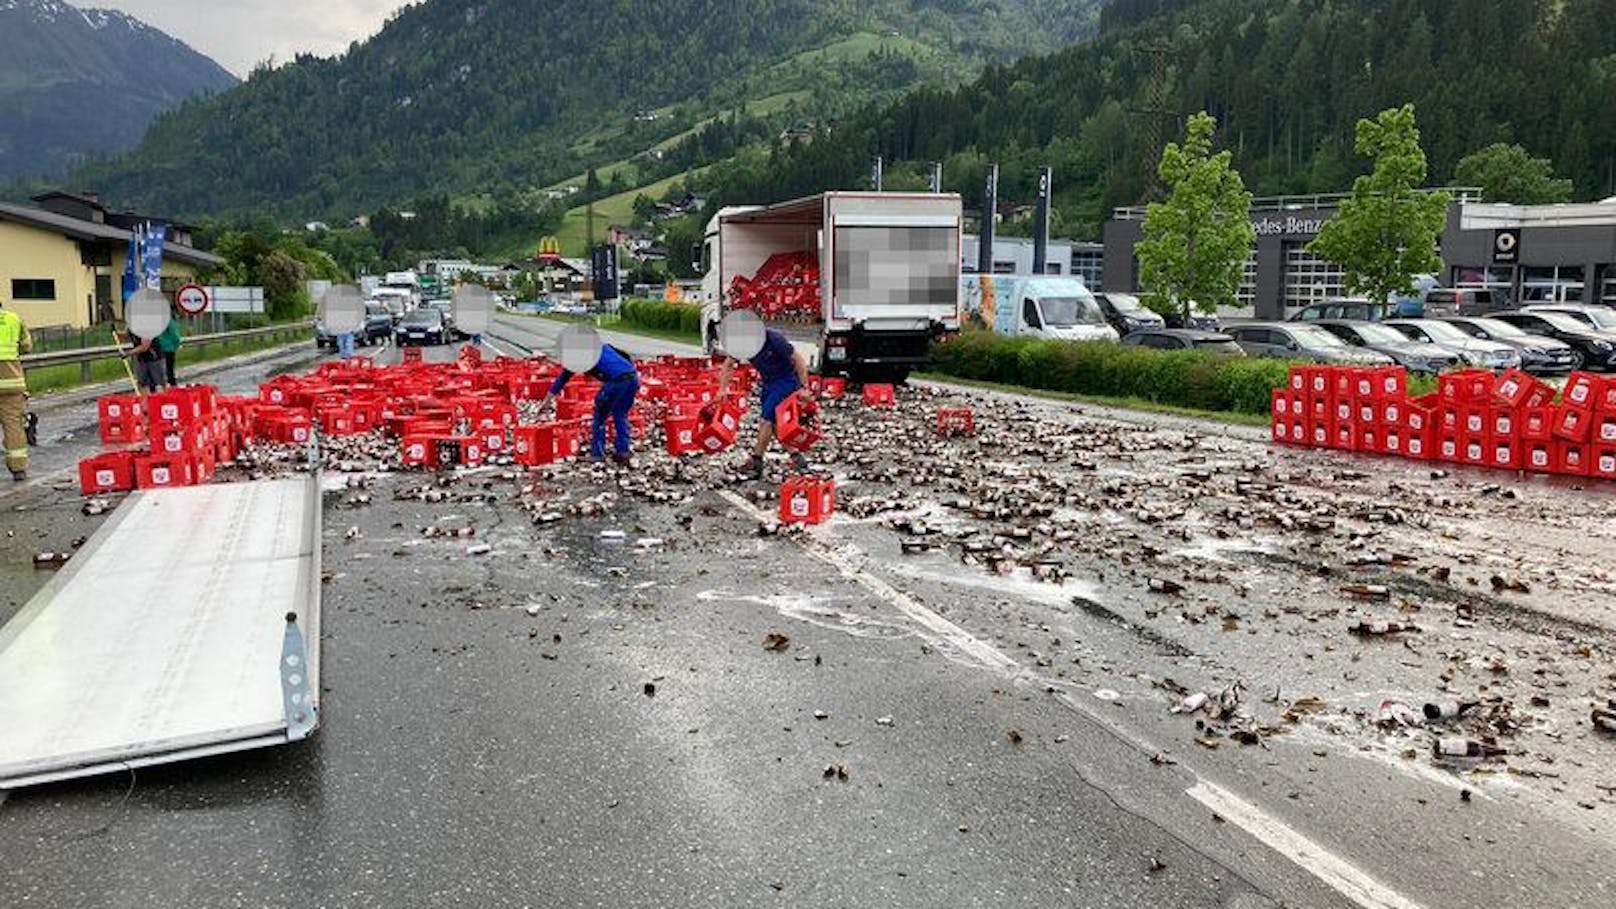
xmin=715 ymin=311 xmax=813 ymax=480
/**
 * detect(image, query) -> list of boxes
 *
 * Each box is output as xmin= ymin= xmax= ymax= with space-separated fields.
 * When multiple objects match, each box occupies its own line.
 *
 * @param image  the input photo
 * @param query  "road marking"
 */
xmin=1185 ymin=780 xmax=1426 ymax=909
xmin=719 ymin=487 xmax=1428 ymax=909
xmin=718 ymin=489 xmax=1013 ymax=670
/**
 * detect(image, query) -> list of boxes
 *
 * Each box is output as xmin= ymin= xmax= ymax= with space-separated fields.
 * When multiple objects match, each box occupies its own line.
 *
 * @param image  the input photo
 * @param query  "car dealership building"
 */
xmin=1102 ymin=190 xmax=1616 ymax=319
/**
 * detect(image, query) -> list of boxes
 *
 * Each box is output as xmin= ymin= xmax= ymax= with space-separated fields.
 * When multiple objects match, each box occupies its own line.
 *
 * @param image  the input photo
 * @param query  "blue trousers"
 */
xmin=592 ymin=374 xmax=640 ymax=457
xmin=337 ymin=333 xmax=356 ymax=360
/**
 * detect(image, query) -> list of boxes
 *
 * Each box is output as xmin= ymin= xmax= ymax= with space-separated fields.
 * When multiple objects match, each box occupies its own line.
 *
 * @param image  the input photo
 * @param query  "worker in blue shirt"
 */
xmin=716 ymin=317 xmax=812 ymax=479
xmin=540 ymin=338 xmax=640 ymax=465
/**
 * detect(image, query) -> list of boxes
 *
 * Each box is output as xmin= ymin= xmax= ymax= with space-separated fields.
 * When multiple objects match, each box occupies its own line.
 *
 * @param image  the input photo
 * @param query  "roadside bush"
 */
xmin=619 ymin=298 xmax=701 ymax=336
xmin=929 ymin=329 xmax=1295 ymax=415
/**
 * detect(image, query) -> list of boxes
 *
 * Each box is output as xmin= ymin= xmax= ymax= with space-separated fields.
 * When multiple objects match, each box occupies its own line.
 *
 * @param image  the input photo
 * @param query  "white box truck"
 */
xmin=962 ymin=275 xmax=1118 ymax=342
xmin=700 ymin=192 xmax=963 ymax=380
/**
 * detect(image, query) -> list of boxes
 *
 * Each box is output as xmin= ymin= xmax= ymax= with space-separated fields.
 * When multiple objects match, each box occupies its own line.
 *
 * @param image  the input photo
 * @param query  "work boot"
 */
xmin=741 ymin=456 xmax=764 ymax=480
xmin=10 ymin=470 xmax=25 ymax=482
xmin=612 ymin=452 xmax=633 ymax=467
xmin=791 ymin=452 xmax=810 ymax=474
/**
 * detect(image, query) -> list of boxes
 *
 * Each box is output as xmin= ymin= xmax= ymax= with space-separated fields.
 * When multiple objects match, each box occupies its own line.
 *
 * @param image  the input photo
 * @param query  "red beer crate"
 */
xmin=1461 ymin=435 xmax=1488 ymax=467
xmin=1354 ymin=366 xmax=1406 ymax=401
xmin=1460 ymin=405 xmax=1487 ymax=438
xmin=78 ymin=451 xmax=136 ymax=495
xmin=1354 ymin=425 xmax=1380 ymax=454
xmin=1309 ymin=420 xmax=1330 ymax=448
xmin=1521 ymin=406 xmax=1555 ymax=442
xmin=1488 ymin=407 xmax=1517 ymax=441
xmin=862 ymin=383 xmax=896 ymax=407
xmin=1404 ymin=424 xmax=1433 ymax=460
xmin=1488 ymin=437 xmax=1521 ymax=470
xmin=513 ymin=424 xmax=558 ymax=465
xmin=779 ymin=476 xmax=836 ymax=525
xmin=775 ymin=395 xmax=822 ymax=452
xmin=1381 ymin=426 xmax=1405 ymax=457
xmin=1556 ymin=442 xmax=1590 ymax=476
xmin=820 ymin=377 xmax=847 ymax=400
xmin=1494 ymin=369 xmax=1556 ymax=409
xmin=319 ymin=408 xmax=359 ymax=436
xmin=401 ymin=435 xmax=440 ymax=469
xmin=1381 ymin=398 xmax=1404 ymax=427
xmin=1596 ymin=448 xmax=1616 ymax=481
xmin=663 ymin=416 xmax=702 ymax=456
xmin=1405 ymin=398 xmax=1436 ymax=435
xmin=1594 ymin=412 xmax=1616 ymax=447
xmin=1437 ymin=432 xmax=1461 ymax=463
xmin=148 ymin=389 xmax=200 ymax=427
xmin=1553 ymin=404 xmax=1594 ymax=443
xmin=1563 ymin=372 xmax=1602 ymax=410
xmin=1331 ymin=420 xmax=1355 ymax=450
xmin=696 ymin=398 xmax=744 ymax=454
xmin=135 ymin=454 xmax=197 ymax=489
xmin=937 ymin=407 xmax=976 ymax=437
xmin=402 ymin=346 xmax=423 ymax=364
xmin=97 ymin=395 xmax=146 ymax=443
xmin=1525 ymin=441 xmax=1554 ymax=473
xmin=1439 ymin=369 xmax=1497 ymax=404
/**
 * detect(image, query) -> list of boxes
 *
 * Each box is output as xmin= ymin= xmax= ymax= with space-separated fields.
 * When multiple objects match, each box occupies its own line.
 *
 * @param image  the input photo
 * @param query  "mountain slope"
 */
xmin=66 ymin=0 xmax=1103 ymax=219
xmin=707 ymin=0 xmax=1616 ymax=239
xmin=0 ymin=0 xmax=236 ymax=181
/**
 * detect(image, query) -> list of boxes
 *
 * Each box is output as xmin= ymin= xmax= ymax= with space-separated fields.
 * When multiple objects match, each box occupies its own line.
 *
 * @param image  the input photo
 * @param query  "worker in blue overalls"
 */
xmin=715 ymin=311 xmax=812 ymax=479
xmin=541 ymin=326 xmax=640 ymax=465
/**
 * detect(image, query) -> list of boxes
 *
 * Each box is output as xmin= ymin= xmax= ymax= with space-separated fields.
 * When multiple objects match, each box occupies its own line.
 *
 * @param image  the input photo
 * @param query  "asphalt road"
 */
xmin=2 ymin=319 xmax=1613 ymax=908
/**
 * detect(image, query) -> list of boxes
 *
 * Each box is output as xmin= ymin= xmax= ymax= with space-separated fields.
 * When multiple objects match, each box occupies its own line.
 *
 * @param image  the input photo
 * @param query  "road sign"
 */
xmin=175 ymin=283 xmax=210 ymax=315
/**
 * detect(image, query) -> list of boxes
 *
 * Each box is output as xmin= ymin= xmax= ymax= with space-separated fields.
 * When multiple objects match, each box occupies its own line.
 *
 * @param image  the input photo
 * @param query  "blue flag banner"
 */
xmin=122 ymin=229 xmax=139 ymax=304
xmin=143 ymin=223 xmax=167 ymax=290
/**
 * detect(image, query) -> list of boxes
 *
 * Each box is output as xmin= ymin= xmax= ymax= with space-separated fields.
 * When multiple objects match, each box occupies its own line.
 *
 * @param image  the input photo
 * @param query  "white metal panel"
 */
xmin=0 ymin=477 xmax=321 ymax=788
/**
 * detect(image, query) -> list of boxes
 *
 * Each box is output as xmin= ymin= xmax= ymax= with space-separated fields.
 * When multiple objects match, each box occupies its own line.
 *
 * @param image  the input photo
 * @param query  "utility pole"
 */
xmin=1134 ymin=36 xmax=1176 ymax=201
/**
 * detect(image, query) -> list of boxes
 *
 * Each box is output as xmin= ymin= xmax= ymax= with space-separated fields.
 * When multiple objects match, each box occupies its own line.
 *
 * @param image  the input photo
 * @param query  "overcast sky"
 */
xmin=95 ymin=1 xmax=406 ymax=76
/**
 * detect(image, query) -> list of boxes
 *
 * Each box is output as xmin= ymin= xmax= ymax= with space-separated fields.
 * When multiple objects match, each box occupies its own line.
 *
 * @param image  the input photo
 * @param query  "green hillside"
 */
xmin=706 ymin=0 xmax=1616 ymax=239
xmin=61 ymin=0 xmax=1105 ymax=221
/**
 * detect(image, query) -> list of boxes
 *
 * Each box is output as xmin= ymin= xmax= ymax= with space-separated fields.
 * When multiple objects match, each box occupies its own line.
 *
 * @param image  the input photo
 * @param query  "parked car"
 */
xmin=1289 ymin=298 xmax=1393 ymax=323
xmin=1422 ymin=288 xmax=1508 ymax=317
xmin=1225 ymin=323 xmax=1396 ymax=365
xmin=1488 ymin=310 xmax=1616 ymax=372
xmin=1439 ymin=316 xmax=1577 ymax=374
xmin=1311 ymin=320 xmax=1461 ymax=374
xmin=1162 ymin=310 xmax=1222 ymax=331
xmin=394 ymin=307 xmax=449 ymax=346
xmin=1092 ymin=292 xmax=1166 ymax=337
xmin=1120 ymin=329 xmax=1245 ymax=356
xmin=1382 ymin=319 xmax=1520 ymax=370
xmin=1523 ymin=303 xmax=1616 ymax=334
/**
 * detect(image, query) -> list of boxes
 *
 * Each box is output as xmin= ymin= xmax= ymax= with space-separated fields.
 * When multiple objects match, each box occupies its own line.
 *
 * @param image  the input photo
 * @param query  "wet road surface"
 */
xmin=2 ymin=319 xmax=1613 ymax=908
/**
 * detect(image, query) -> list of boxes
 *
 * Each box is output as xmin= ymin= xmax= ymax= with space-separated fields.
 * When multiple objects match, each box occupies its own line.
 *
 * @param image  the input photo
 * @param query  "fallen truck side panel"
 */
xmin=0 ymin=475 xmax=322 ymax=789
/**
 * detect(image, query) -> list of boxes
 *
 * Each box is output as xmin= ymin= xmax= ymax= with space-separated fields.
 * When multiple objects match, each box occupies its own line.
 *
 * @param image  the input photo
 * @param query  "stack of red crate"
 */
xmin=727 ymin=252 xmax=820 ymax=321
xmin=1273 ymin=365 xmax=1616 ymax=480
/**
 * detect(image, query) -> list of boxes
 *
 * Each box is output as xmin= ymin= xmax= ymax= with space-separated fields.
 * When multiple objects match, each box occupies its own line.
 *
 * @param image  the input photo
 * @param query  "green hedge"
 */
xmin=929 ymin=331 xmax=1295 ymax=415
xmin=619 ymin=298 xmax=702 ymax=336
xmin=929 ymin=331 xmax=1439 ymax=415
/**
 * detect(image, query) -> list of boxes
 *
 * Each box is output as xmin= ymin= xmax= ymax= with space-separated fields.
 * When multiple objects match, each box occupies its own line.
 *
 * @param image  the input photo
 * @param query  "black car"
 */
xmin=1120 ymin=329 xmax=1244 ymax=356
xmin=1093 ymin=292 xmax=1166 ymax=337
xmin=1489 ymin=310 xmax=1616 ymax=372
xmin=316 ymin=304 xmax=395 ymax=348
xmin=394 ymin=307 xmax=449 ymax=346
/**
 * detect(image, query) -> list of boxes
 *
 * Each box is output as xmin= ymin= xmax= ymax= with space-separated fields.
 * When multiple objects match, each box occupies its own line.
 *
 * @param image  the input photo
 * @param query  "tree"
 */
xmin=259 ymin=250 xmax=310 ymax=320
xmin=1454 ymin=143 xmax=1573 ymax=204
xmin=1135 ymin=112 xmax=1256 ymax=321
xmin=1308 ymin=105 xmax=1450 ymax=306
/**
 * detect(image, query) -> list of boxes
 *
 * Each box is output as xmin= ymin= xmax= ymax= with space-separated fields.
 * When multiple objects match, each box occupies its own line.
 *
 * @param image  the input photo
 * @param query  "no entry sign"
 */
xmin=175 ymin=283 xmax=210 ymax=315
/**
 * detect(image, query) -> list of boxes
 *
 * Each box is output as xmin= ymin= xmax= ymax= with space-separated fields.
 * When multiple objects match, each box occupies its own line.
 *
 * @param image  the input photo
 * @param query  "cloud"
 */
xmin=93 ymin=1 xmax=405 ymax=76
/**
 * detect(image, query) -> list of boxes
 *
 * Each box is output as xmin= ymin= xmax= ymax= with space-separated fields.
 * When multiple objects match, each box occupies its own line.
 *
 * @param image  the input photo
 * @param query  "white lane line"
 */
xmin=719 ymin=486 xmax=1428 ymax=909
xmin=1185 ymin=781 xmax=1426 ymax=909
xmin=718 ymin=490 xmax=1013 ymax=670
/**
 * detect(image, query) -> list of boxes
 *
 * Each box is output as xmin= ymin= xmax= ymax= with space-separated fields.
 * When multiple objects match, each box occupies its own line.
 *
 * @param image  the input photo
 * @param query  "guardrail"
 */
xmin=21 ymin=321 xmax=313 ymax=382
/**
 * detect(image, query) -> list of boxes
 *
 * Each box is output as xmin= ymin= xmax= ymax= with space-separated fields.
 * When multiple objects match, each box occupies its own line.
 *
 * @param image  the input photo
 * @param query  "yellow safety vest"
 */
xmin=0 ymin=310 xmax=29 ymax=392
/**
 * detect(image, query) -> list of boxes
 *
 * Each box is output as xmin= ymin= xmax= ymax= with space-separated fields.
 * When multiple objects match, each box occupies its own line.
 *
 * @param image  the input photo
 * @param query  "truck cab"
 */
xmin=963 ymin=275 xmax=1118 ymax=342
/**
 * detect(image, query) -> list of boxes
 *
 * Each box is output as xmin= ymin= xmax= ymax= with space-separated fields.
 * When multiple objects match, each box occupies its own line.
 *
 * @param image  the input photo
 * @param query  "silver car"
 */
xmin=1440 ymin=316 xmax=1577 ymax=374
xmin=1311 ymin=320 xmax=1459 ymax=374
xmin=1225 ymin=322 xmax=1395 ymax=365
xmin=1384 ymin=319 xmax=1520 ymax=370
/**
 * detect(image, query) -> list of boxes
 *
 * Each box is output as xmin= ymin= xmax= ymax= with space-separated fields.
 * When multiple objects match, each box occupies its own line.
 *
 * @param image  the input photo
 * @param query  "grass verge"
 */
xmin=915 ymin=372 xmax=1273 ymax=428
xmin=525 ymin=311 xmax=702 ymax=346
xmin=28 ymin=334 xmax=307 ymax=396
